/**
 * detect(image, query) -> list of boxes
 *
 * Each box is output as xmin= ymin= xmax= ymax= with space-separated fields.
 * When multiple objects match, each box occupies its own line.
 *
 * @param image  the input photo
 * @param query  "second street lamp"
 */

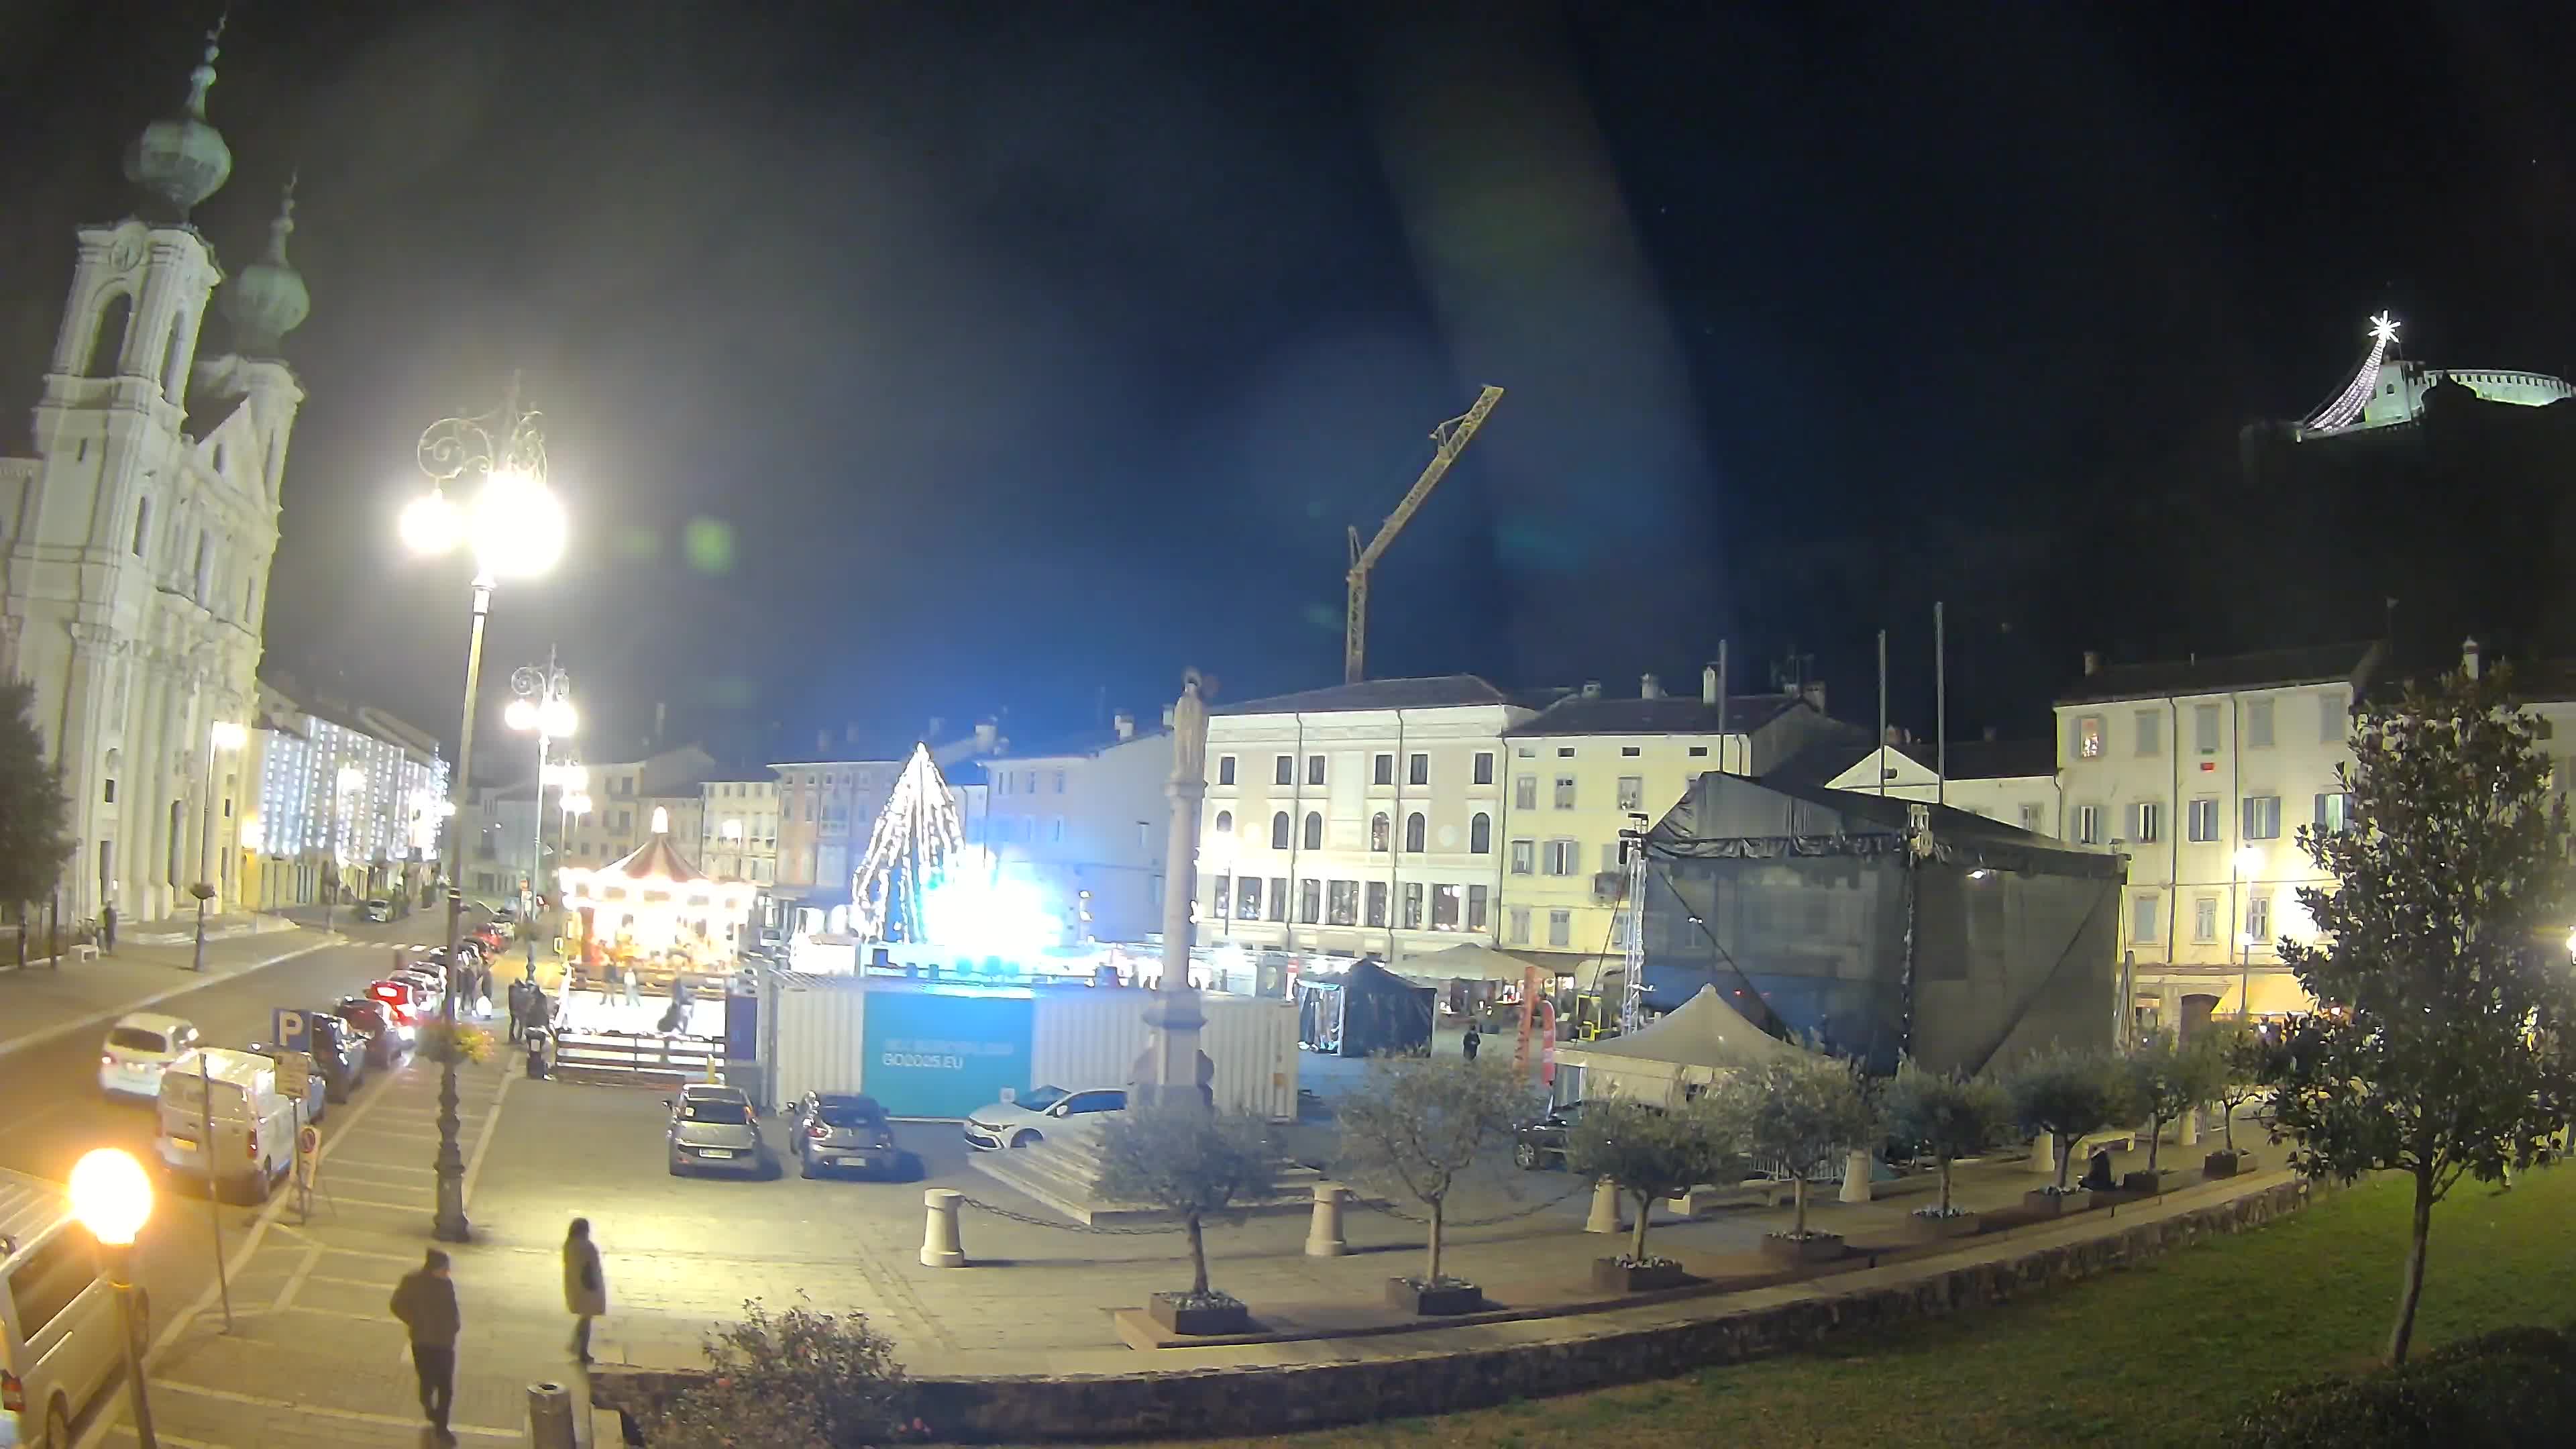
xmin=405 ymin=377 xmax=568 ymax=1243
xmin=505 ymin=653 xmax=576 ymax=978
xmin=190 ymin=721 xmax=248 ymax=973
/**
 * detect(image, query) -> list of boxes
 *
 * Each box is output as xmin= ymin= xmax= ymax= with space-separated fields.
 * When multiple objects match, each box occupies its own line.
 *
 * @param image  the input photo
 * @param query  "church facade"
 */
xmin=0 ymin=25 xmax=311 ymax=921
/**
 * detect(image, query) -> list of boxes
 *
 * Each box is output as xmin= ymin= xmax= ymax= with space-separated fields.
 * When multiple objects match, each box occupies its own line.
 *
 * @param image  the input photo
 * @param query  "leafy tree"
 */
xmin=2204 ymin=1016 xmax=2277 ymax=1155
xmin=1564 ymin=1096 xmax=1739 ymax=1267
xmin=0 ymin=680 xmax=75 ymax=909
xmin=2005 ymin=1045 xmax=2126 ymax=1193
xmin=2268 ymin=664 xmax=2576 ymax=1366
xmin=1880 ymin=1059 xmax=2013 ymax=1216
xmin=1098 ymin=1106 xmax=1278 ymax=1301
xmin=1706 ymin=1053 xmax=1878 ymax=1239
xmin=1334 ymin=1054 xmax=1540 ymax=1285
xmin=649 ymin=1298 xmax=912 ymax=1449
xmin=2122 ymin=1030 xmax=2223 ymax=1175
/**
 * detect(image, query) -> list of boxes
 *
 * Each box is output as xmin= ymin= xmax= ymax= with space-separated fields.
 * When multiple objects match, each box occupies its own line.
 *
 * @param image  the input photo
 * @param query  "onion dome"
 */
xmin=223 ymin=176 xmax=309 ymax=356
xmin=123 ymin=19 xmax=232 ymax=221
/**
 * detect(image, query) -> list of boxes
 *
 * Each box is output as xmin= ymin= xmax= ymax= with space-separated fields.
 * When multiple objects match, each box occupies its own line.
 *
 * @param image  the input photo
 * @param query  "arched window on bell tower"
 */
xmin=86 ymin=293 xmax=131 ymax=378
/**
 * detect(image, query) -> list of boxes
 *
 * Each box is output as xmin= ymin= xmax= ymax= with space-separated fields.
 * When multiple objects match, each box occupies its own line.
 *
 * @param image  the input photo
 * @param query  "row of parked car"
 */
xmin=662 ymin=1086 xmax=907 ymax=1181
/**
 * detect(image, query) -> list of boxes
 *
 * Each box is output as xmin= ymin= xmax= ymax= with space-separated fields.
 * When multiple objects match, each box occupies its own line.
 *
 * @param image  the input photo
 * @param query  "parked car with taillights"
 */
xmin=334 ymin=997 xmax=408 ymax=1066
xmin=664 ymin=1085 xmax=775 ymax=1178
xmin=99 ymin=1012 xmax=199 ymax=1102
xmin=787 ymin=1093 xmax=900 ymax=1179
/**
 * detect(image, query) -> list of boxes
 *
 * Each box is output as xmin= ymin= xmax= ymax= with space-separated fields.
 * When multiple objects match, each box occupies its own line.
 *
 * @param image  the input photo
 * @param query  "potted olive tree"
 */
xmin=1709 ymin=1053 xmax=1878 ymax=1263
xmin=1335 ymin=1055 xmax=1540 ymax=1316
xmin=2204 ymin=1017 xmax=2274 ymax=1177
xmin=2004 ymin=1045 xmax=2124 ymax=1214
xmin=1099 ymin=1106 xmax=1278 ymax=1336
xmin=1566 ymin=1096 xmax=1737 ymax=1291
xmin=2118 ymin=1030 xmax=2222 ymax=1194
xmin=1880 ymin=1059 xmax=2012 ymax=1238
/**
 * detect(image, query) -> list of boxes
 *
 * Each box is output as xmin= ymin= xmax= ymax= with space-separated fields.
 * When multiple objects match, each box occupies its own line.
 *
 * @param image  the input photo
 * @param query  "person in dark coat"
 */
xmin=1462 ymin=1024 xmax=1482 ymax=1062
xmin=390 ymin=1248 xmax=461 ymax=1443
xmin=99 ymin=904 xmax=117 ymax=953
xmin=564 ymin=1218 xmax=608 ymax=1363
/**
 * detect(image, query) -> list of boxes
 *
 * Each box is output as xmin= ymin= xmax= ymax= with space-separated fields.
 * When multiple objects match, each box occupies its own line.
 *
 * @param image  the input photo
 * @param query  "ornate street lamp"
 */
xmin=70 ymin=1148 xmax=158 ymax=1448
xmin=403 ymin=378 xmax=566 ymax=1243
xmin=506 ymin=653 xmax=576 ymax=976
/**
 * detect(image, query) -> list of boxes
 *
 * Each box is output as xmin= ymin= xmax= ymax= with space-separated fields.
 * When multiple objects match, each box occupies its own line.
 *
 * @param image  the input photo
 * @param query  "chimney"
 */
xmin=816 ymin=729 xmax=830 ymax=753
xmin=1702 ymin=663 xmax=1720 ymax=706
xmin=1113 ymin=711 xmax=1136 ymax=741
xmin=653 ymin=701 xmax=666 ymax=747
xmin=973 ymin=719 xmax=997 ymax=751
xmin=2463 ymin=636 xmax=2482 ymax=679
xmin=1883 ymin=724 xmax=1904 ymax=746
xmin=1581 ymin=680 xmax=1602 ymax=698
xmin=1641 ymin=674 xmax=1662 ymax=699
xmin=2082 ymin=649 xmax=2102 ymax=677
xmin=845 ymin=722 xmax=861 ymax=747
xmin=1802 ymin=680 xmax=1828 ymax=713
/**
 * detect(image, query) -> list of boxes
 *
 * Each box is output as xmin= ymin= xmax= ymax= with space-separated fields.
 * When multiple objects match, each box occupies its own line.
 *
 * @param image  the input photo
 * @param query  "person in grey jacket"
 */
xmin=390 ymin=1248 xmax=460 ymax=1443
xmin=564 ymin=1217 xmax=608 ymax=1363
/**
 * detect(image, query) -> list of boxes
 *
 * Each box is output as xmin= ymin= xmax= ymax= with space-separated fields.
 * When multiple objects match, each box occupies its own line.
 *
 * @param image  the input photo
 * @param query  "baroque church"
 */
xmin=0 ymin=25 xmax=307 ymax=921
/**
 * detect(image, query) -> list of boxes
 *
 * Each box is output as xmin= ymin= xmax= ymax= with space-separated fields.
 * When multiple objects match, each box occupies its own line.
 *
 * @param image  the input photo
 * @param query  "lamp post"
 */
xmin=189 ymin=721 xmax=248 ymax=973
xmin=2232 ymin=844 xmax=2263 ymax=1020
xmin=505 ymin=655 xmax=577 ymax=977
xmin=403 ymin=379 xmax=567 ymax=1243
xmin=70 ymin=1148 xmax=158 ymax=1449
xmin=321 ymin=761 xmax=365 ymax=934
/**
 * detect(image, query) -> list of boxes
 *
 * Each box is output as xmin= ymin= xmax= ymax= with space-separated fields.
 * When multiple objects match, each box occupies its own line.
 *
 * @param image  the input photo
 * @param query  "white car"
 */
xmin=962 ymin=1085 xmax=1128 ymax=1150
xmin=100 ymin=1012 xmax=199 ymax=1100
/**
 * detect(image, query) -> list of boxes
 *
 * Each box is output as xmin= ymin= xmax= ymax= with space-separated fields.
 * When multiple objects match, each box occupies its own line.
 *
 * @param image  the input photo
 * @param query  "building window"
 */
xmin=102 ymin=776 xmax=116 ymax=804
xmin=1408 ymin=753 xmax=1429 ymax=786
xmin=1267 ymin=877 xmax=1288 ymax=922
xmin=1051 ymin=816 xmax=1066 ymax=843
xmin=1616 ymin=775 xmax=1644 ymax=810
xmin=1299 ymin=879 xmax=1322 ymax=924
xmin=2075 ymin=804 xmax=2100 ymax=845
xmin=1327 ymin=879 xmax=1359 ymax=926
xmin=1473 ymin=752 xmax=1494 ymax=786
xmin=2187 ymin=798 xmax=2219 ymax=843
xmin=2074 ymin=715 xmax=2104 ymax=759
xmin=1218 ymin=755 xmax=1236 ymax=786
xmin=1136 ymin=821 xmax=1150 ymax=849
xmin=2133 ymin=709 xmax=2161 ymax=757
xmin=1507 ymin=906 xmax=1531 ymax=944
xmin=1306 ymin=755 xmax=1326 ymax=786
xmin=2242 ymin=795 xmax=2282 ymax=841
xmin=1369 ymin=812 xmax=1389 ymax=851
xmin=2194 ymin=704 xmax=2220 ymax=754
xmin=1509 ymin=839 xmax=1534 ymax=875
xmin=2320 ymin=690 xmax=2346 ymax=743
xmin=2314 ymin=791 xmax=2353 ymax=833
xmin=132 ymin=496 xmax=152 ymax=557
xmin=1514 ymin=776 xmax=1537 ymax=810
xmin=1213 ymin=875 xmax=1232 ymax=920
xmin=1053 ymin=770 xmax=1067 ymax=793
xmin=2131 ymin=892 xmax=2159 ymax=943
xmin=1365 ymin=880 xmax=1387 ymax=928
xmin=1403 ymin=812 xmax=1426 ymax=852
xmin=1271 ymin=812 xmax=1291 ymax=849
xmin=2019 ymin=802 xmax=2045 ymax=834
xmin=1467 ymin=883 xmax=1489 ymax=930
xmin=1431 ymin=884 xmax=1461 ymax=929
xmin=1237 ymin=877 xmax=1263 ymax=920
xmin=1275 ymin=755 xmax=1294 ymax=786
xmin=2127 ymin=801 xmax=2162 ymax=845
xmin=2245 ymin=699 xmax=2275 ymax=749
xmin=1214 ymin=810 xmax=1232 ymax=835
xmin=2245 ymin=893 xmax=2271 ymax=945
xmin=1303 ymin=811 xmax=1323 ymax=850
xmin=1544 ymin=839 xmax=1578 ymax=875
xmin=1373 ymin=753 xmax=1394 ymax=786
xmin=1402 ymin=881 xmax=1424 ymax=929
xmin=2194 ymin=896 xmax=2219 ymax=943
xmin=1548 ymin=910 xmax=1572 ymax=948
xmin=1553 ymin=775 xmax=1576 ymax=809
xmin=1688 ymin=745 xmax=1709 ymax=757
xmin=1469 ymin=812 xmax=1491 ymax=853
xmin=1557 ymin=747 xmax=1574 ymax=758
xmin=1620 ymin=745 xmax=1641 ymax=758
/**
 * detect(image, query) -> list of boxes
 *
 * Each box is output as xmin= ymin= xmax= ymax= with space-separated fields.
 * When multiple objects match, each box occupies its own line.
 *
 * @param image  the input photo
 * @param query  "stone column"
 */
xmin=1130 ymin=672 xmax=1212 ymax=1111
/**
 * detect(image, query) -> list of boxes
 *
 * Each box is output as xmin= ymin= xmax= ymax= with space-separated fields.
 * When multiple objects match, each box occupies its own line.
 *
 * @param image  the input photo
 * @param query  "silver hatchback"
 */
xmin=664 ymin=1085 xmax=775 ymax=1178
xmin=788 ymin=1092 xmax=902 ymax=1179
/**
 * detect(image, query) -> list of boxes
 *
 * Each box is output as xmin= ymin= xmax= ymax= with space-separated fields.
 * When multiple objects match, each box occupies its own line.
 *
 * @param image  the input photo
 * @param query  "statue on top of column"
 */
xmin=1171 ymin=668 xmax=1209 ymax=785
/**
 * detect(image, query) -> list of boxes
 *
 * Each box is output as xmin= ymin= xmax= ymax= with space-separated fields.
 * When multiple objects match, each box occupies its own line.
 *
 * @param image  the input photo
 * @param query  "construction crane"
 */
xmin=1344 ymin=385 xmax=1505 ymax=684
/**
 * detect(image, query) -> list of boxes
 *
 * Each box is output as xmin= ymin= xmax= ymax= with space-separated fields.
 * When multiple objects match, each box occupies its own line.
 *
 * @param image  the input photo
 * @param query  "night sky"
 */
xmin=8 ymin=1 xmax=2576 ymax=769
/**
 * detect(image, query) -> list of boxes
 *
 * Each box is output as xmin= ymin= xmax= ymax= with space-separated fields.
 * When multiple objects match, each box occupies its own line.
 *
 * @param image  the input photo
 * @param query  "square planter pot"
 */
xmin=2121 ymin=1169 xmax=2165 ymax=1195
xmin=2204 ymin=1150 xmax=2248 ymax=1179
xmin=1760 ymin=1231 xmax=1845 ymax=1265
xmin=1146 ymin=1291 xmax=1250 ymax=1337
xmin=1907 ymin=1210 xmax=1983 ymax=1240
xmin=1385 ymin=1277 xmax=1483 ymax=1316
xmin=2023 ymin=1188 xmax=2095 ymax=1216
xmin=1590 ymin=1257 xmax=1689 ymax=1293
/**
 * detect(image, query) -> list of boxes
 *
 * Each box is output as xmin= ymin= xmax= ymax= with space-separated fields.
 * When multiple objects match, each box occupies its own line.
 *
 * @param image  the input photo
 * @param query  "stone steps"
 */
xmin=967 ymin=1117 xmax=1330 ymax=1226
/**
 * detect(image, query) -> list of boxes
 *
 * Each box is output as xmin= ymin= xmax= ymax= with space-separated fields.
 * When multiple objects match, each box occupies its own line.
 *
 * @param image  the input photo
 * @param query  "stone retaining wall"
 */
xmin=592 ymin=1176 xmax=2313 ymax=1443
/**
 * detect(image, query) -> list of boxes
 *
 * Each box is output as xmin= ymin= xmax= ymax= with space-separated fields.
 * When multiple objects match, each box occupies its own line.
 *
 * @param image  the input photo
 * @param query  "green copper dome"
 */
xmin=223 ymin=178 xmax=309 ymax=356
xmin=123 ymin=21 xmax=231 ymax=220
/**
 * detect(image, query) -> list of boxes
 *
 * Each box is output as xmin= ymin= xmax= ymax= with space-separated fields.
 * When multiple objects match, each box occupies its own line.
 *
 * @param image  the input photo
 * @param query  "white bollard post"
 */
xmin=1839 ymin=1148 xmax=1874 ymax=1203
xmin=1305 ymin=1181 xmax=1350 ymax=1256
xmin=919 ymin=1188 xmax=966 ymax=1268
xmin=2178 ymin=1108 xmax=2201 ymax=1146
xmin=526 ymin=1381 xmax=577 ymax=1449
xmin=2030 ymin=1133 xmax=2057 ymax=1177
xmin=1585 ymin=1177 xmax=1623 ymax=1234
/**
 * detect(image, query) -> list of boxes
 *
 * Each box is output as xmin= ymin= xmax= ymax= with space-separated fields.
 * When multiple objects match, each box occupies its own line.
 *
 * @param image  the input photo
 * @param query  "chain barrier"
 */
xmin=1350 ymin=1179 xmax=1595 ymax=1229
xmin=953 ymin=1194 xmax=1181 ymax=1236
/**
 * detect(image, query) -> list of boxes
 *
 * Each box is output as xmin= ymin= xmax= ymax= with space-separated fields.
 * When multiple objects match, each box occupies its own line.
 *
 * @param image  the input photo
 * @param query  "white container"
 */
xmin=766 ymin=974 xmax=869 ymax=1107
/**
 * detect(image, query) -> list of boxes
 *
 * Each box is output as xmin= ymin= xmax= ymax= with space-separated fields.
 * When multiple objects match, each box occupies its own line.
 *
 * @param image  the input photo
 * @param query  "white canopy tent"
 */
xmin=1393 ymin=941 xmax=1546 ymax=985
xmin=1552 ymin=984 xmax=1815 ymax=1107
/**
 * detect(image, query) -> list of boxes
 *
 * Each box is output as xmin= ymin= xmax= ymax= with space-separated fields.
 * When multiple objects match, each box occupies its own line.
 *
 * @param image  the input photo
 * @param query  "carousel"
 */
xmin=557 ymin=808 xmax=759 ymax=983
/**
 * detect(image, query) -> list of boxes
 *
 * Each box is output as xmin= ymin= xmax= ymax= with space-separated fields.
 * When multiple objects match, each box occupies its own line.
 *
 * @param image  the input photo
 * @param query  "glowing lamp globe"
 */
xmin=470 ymin=469 xmax=566 ymax=579
xmin=504 ymin=698 xmax=539 ymax=731
xmin=400 ymin=489 xmax=464 ymax=558
xmin=337 ymin=764 xmax=366 ymax=794
xmin=538 ymin=697 xmax=577 ymax=737
xmin=210 ymin=720 xmax=248 ymax=751
xmin=564 ymin=791 xmax=594 ymax=816
xmin=2233 ymin=846 xmax=2263 ymax=875
xmin=69 ymin=1148 xmax=154 ymax=1247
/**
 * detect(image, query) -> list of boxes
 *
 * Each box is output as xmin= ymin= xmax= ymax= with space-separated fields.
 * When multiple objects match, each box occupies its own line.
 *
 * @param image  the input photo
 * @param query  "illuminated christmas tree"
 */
xmin=847 ymin=743 xmax=965 ymax=943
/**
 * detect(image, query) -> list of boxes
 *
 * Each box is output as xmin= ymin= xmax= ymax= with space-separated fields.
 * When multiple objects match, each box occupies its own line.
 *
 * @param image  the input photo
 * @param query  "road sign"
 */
xmin=297 ymin=1122 xmax=321 ymax=1183
xmin=274 ymin=1051 xmax=313 ymax=1102
xmin=273 ymin=1008 xmax=311 ymax=1055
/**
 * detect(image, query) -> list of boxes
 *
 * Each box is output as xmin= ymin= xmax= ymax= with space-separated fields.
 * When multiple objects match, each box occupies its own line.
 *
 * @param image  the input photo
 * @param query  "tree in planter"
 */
xmin=1564 ymin=1096 xmax=1738 ymax=1267
xmin=2004 ymin=1045 xmax=2126 ymax=1193
xmin=0 ymin=682 xmax=74 ymax=935
xmin=1706 ymin=1053 xmax=1878 ymax=1240
xmin=647 ymin=1297 xmax=914 ymax=1449
xmin=2267 ymin=663 xmax=2576 ymax=1366
xmin=1097 ymin=1106 xmax=1278 ymax=1305
xmin=2205 ymin=1017 xmax=2276 ymax=1158
xmin=1334 ymin=1054 xmax=1540 ymax=1289
xmin=2121 ymin=1030 xmax=2223 ymax=1177
xmin=1880 ymin=1059 xmax=2013 ymax=1217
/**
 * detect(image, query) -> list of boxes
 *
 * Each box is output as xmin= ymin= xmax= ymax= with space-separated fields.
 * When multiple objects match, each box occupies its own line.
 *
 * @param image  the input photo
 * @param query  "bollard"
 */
xmin=1839 ymin=1148 xmax=1873 ymax=1203
xmin=1305 ymin=1181 xmax=1350 ymax=1256
xmin=2030 ymin=1132 xmax=2057 ymax=1177
xmin=526 ymin=1381 xmax=577 ymax=1449
xmin=920 ymin=1187 xmax=966 ymax=1268
xmin=1584 ymin=1177 xmax=1623 ymax=1234
xmin=2178 ymin=1108 xmax=2201 ymax=1146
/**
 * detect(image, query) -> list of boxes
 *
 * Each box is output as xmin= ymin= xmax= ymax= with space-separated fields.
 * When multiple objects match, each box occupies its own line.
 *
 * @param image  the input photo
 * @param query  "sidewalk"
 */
xmin=0 ymin=924 xmax=335 ymax=1061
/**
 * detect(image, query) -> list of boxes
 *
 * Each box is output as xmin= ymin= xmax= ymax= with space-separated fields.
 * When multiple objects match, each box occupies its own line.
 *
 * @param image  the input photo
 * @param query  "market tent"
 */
xmin=1552 ymin=985 xmax=1813 ymax=1106
xmin=1394 ymin=942 xmax=1546 ymax=985
xmin=1296 ymin=958 xmax=1435 ymax=1057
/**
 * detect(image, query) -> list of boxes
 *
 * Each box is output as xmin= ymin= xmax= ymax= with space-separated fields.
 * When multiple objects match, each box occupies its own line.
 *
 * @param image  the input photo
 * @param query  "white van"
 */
xmin=154 ymin=1049 xmax=295 ymax=1204
xmin=1 ymin=1167 xmax=129 ymax=1449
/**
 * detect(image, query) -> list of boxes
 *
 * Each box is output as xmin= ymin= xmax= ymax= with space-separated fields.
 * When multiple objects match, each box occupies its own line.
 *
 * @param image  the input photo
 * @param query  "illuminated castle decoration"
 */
xmin=849 ymin=743 xmax=967 ymax=943
xmin=2298 ymin=312 xmax=2575 ymax=438
xmin=559 ymin=806 xmax=758 ymax=966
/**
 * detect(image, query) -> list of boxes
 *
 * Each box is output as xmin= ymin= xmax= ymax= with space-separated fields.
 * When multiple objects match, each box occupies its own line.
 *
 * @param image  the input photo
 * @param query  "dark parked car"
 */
xmin=787 ymin=1093 xmax=901 ymax=1179
xmin=334 ymin=996 xmax=409 ymax=1069
xmin=301 ymin=1012 xmax=368 ymax=1099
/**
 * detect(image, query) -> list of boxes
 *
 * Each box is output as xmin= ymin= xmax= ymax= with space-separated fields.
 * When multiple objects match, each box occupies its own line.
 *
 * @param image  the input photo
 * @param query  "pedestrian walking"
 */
xmin=389 ymin=1248 xmax=461 ymax=1444
xmin=564 ymin=1218 xmax=607 ymax=1363
xmin=1462 ymin=1024 xmax=1482 ymax=1062
xmin=99 ymin=903 xmax=117 ymax=953
xmin=621 ymin=961 xmax=643 ymax=1010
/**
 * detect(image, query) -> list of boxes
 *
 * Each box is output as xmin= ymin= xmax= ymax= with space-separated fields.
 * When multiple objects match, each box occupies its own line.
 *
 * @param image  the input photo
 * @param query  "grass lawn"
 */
xmin=1174 ymin=1166 xmax=2576 ymax=1449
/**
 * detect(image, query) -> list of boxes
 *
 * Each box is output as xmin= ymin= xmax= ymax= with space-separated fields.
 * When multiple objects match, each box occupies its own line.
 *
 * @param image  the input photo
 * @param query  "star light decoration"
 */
xmin=847 ymin=743 xmax=967 ymax=944
xmin=2304 ymin=312 xmax=2402 ymax=433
